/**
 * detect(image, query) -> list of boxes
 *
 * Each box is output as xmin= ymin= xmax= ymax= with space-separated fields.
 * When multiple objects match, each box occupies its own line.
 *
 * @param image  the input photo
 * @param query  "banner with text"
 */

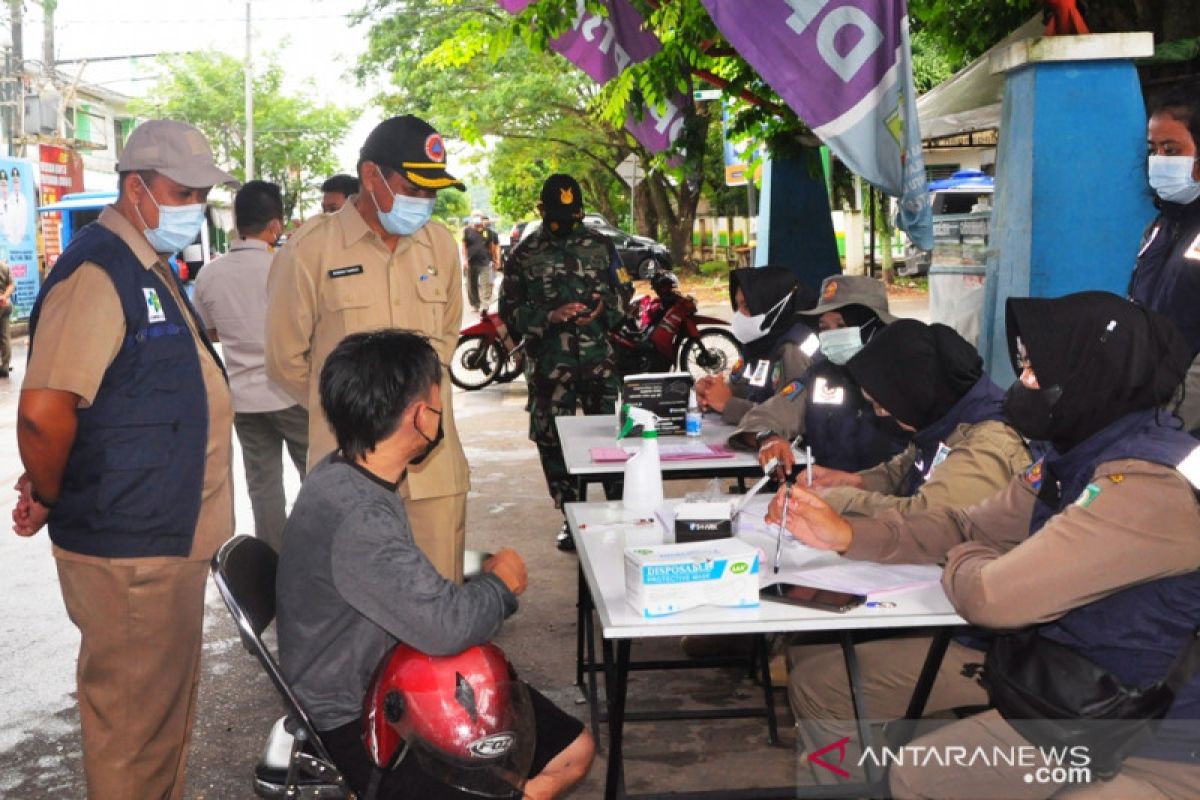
xmin=701 ymin=0 xmax=933 ymax=249
xmin=39 ymin=144 xmax=85 ymax=270
xmin=497 ymin=0 xmax=688 ymax=154
xmin=0 ymin=157 xmax=40 ymax=320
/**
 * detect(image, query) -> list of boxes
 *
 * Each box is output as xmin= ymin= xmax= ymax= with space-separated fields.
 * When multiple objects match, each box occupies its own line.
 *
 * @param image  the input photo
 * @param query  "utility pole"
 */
xmin=9 ymin=0 xmax=22 ymax=155
xmin=244 ymin=1 xmax=254 ymax=180
xmin=41 ymin=0 xmax=53 ymax=71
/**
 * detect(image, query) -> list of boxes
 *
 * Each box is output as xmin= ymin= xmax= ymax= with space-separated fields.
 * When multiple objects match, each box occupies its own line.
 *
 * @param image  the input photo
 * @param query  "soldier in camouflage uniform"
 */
xmin=499 ymin=174 xmax=628 ymax=550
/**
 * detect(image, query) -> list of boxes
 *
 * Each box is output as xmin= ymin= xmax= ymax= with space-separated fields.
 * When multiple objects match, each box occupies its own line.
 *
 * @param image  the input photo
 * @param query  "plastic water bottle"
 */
xmin=686 ymin=389 xmax=702 ymax=438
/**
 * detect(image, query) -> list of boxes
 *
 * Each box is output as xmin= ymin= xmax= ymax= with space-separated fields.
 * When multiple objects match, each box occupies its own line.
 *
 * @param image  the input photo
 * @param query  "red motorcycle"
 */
xmin=610 ymin=272 xmax=739 ymax=379
xmin=450 ymin=310 xmax=526 ymax=390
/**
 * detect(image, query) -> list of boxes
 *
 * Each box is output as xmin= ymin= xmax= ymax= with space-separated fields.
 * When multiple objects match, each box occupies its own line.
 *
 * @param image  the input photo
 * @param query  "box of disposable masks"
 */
xmin=624 ymin=539 xmax=759 ymax=618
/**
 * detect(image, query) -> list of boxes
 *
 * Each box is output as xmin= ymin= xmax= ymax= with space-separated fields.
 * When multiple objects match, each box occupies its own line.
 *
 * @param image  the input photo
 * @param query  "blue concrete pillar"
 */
xmin=979 ymin=34 xmax=1157 ymax=384
xmin=755 ymin=148 xmax=841 ymax=290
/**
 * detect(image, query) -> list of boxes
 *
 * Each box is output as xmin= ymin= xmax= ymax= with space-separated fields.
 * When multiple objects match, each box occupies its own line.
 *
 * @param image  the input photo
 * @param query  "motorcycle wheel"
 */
xmin=450 ymin=334 xmax=504 ymax=390
xmin=678 ymin=328 xmax=741 ymax=380
xmin=494 ymin=349 xmax=525 ymax=384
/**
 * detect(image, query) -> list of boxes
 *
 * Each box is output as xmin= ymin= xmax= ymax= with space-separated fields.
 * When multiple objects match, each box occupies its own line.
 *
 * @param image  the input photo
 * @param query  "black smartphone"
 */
xmin=761 ymin=583 xmax=866 ymax=613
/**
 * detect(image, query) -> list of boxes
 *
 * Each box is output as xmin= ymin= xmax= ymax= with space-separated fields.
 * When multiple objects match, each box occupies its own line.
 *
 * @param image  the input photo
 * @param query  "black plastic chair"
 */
xmin=212 ymin=534 xmax=349 ymax=799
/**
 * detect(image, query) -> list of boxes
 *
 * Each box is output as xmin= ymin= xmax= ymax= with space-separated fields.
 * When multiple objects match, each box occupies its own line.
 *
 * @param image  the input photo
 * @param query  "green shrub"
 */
xmin=698 ymin=260 xmax=731 ymax=277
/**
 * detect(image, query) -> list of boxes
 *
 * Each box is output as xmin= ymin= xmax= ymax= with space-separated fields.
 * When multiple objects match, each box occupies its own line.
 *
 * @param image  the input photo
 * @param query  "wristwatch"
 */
xmin=31 ymin=488 xmax=57 ymax=509
xmin=755 ymin=430 xmax=781 ymax=448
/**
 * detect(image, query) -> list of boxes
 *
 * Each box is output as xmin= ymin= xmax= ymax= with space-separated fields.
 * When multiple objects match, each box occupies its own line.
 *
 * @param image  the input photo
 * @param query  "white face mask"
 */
xmin=730 ymin=291 xmax=791 ymax=344
xmin=1148 ymin=155 xmax=1200 ymax=205
xmin=818 ymin=326 xmax=864 ymax=365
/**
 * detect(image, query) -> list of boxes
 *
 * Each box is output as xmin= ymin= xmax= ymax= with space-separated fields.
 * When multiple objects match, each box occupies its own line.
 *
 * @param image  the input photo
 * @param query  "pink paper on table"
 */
xmin=589 ymin=444 xmax=736 ymax=463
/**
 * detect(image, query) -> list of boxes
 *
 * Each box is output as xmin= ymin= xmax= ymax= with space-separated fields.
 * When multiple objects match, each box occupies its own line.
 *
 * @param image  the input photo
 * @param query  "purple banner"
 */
xmin=497 ymin=0 xmax=685 ymax=154
xmin=499 ymin=0 xmax=661 ymax=85
xmin=701 ymin=0 xmax=933 ymax=248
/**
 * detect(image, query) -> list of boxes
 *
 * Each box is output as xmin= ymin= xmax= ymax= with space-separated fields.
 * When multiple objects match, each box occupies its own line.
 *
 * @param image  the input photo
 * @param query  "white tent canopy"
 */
xmin=917 ymin=17 xmax=1043 ymax=140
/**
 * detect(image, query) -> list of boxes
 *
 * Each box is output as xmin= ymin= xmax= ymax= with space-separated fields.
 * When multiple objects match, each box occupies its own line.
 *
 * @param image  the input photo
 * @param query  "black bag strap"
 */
xmin=1163 ymin=626 xmax=1200 ymax=695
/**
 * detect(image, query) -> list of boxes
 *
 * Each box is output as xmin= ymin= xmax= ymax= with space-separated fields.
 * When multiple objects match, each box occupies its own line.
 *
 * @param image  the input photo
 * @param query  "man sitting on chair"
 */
xmin=275 ymin=329 xmax=594 ymax=798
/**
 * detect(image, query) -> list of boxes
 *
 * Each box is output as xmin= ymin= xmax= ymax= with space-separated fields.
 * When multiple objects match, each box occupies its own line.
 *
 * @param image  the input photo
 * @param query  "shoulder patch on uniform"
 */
xmin=730 ymin=358 xmax=744 ymax=378
xmin=1177 ymin=447 xmax=1200 ymax=490
xmin=780 ymin=380 xmax=804 ymax=399
xmin=1022 ymin=458 xmax=1045 ymax=491
xmin=1074 ymin=482 xmax=1101 ymax=508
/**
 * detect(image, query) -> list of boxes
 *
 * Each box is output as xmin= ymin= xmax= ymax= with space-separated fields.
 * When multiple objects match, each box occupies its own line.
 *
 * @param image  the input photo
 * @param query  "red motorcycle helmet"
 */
xmin=363 ymin=642 xmax=536 ymax=798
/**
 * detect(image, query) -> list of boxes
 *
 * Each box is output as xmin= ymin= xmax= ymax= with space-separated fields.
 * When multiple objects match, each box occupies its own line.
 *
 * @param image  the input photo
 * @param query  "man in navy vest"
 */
xmin=12 ymin=119 xmax=236 ymax=799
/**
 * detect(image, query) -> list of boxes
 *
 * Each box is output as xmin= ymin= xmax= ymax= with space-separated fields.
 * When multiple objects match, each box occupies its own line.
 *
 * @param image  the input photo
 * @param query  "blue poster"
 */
xmin=0 ymin=157 xmax=39 ymax=320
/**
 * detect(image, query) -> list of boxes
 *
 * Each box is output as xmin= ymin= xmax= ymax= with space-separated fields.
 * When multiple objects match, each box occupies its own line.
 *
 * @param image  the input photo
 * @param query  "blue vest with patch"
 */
xmin=799 ymin=357 xmax=910 ymax=473
xmin=1029 ymin=410 xmax=1200 ymax=762
xmin=28 ymin=222 xmax=222 ymax=558
xmin=900 ymin=377 xmax=1009 ymax=496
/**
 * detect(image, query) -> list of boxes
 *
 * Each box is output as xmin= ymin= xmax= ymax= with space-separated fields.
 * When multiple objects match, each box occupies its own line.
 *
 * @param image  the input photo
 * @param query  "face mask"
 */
xmin=410 ymin=407 xmax=444 ymax=465
xmin=374 ymin=166 xmax=435 ymax=236
xmin=545 ymin=214 xmax=579 ymax=238
xmin=818 ymin=326 xmax=864 ymax=365
xmin=730 ymin=291 xmax=792 ymax=344
xmin=1001 ymin=381 xmax=1064 ymax=441
xmin=1148 ymin=155 xmax=1200 ymax=205
xmin=136 ymin=176 xmax=206 ymax=255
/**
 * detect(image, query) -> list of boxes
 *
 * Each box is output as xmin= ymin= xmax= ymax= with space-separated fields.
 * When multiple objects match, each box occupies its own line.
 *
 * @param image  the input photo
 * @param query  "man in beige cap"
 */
xmin=266 ymin=114 xmax=470 ymax=582
xmin=12 ymin=119 xmax=237 ymax=799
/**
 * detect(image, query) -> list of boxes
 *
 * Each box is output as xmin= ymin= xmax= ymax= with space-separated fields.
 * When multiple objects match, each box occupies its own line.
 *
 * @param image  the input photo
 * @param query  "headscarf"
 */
xmin=845 ymin=319 xmax=985 ymax=431
xmin=728 ymin=266 xmax=818 ymax=360
xmin=1005 ymin=291 xmax=1189 ymax=451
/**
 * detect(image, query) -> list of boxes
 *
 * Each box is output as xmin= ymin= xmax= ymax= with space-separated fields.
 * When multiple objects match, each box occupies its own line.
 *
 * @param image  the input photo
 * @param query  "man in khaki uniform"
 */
xmin=266 ymin=115 xmax=469 ymax=582
xmin=12 ymin=120 xmax=236 ymax=799
xmin=0 ymin=258 xmax=13 ymax=376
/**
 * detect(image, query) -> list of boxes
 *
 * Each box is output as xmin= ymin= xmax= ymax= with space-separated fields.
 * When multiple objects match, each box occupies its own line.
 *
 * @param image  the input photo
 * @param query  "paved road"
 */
xmin=0 ymin=292 xmax=930 ymax=798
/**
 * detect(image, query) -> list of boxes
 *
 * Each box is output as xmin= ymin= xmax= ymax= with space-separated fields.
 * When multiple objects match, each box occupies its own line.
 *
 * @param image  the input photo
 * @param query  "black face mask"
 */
xmin=411 ymin=407 xmax=444 ymax=465
xmin=1002 ymin=381 xmax=1064 ymax=441
xmin=545 ymin=215 xmax=579 ymax=238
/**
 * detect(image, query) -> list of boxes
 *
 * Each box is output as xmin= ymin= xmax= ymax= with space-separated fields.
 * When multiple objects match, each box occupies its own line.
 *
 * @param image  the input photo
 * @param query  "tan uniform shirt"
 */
xmin=822 ymin=419 xmax=1031 ymax=517
xmin=721 ymin=338 xmax=815 ymax=426
xmin=23 ymin=206 xmax=234 ymax=562
xmin=265 ymin=201 xmax=468 ymax=499
xmin=843 ymin=459 xmax=1200 ymax=627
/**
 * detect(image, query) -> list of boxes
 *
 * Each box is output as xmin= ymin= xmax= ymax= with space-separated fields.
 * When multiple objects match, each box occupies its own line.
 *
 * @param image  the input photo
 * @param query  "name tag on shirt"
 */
xmin=748 ymin=359 xmax=771 ymax=387
xmin=329 ymin=265 xmax=364 ymax=279
xmin=928 ymin=442 xmax=953 ymax=476
xmin=811 ymin=376 xmax=844 ymax=405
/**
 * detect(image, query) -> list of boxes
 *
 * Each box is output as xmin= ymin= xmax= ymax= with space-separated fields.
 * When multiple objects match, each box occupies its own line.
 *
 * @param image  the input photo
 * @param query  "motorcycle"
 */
xmin=610 ymin=275 xmax=740 ymax=379
xmin=449 ymin=310 xmax=527 ymax=390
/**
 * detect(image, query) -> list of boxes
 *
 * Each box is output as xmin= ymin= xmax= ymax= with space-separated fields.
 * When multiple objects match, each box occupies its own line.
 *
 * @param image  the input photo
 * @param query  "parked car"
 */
xmin=514 ymin=214 xmax=671 ymax=279
xmin=899 ymin=170 xmax=994 ymax=276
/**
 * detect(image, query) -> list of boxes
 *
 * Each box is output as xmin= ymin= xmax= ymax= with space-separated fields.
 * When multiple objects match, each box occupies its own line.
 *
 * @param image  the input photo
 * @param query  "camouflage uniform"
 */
xmin=499 ymin=223 xmax=627 ymax=509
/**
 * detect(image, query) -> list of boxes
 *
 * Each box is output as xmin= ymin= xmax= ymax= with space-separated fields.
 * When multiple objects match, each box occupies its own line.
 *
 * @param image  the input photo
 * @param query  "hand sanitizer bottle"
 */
xmin=619 ymin=405 xmax=664 ymax=517
xmin=686 ymin=389 xmax=702 ymax=437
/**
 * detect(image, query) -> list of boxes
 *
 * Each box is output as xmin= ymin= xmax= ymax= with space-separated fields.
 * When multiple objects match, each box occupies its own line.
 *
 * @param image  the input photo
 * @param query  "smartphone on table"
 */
xmin=761 ymin=583 xmax=866 ymax=613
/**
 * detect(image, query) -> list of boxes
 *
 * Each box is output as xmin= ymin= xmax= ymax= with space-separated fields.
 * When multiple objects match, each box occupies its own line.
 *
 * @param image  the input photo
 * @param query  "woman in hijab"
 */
xmin=694 ymin=266 xmax=818 ymax=425
xmin=775 ymin=293 xmax=1200 ymax=799
xmin=803 ymin=318 xmax=1030 ymax=516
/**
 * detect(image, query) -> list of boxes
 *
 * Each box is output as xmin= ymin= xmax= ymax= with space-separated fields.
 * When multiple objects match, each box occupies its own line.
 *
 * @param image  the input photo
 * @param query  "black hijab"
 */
xmin=728 ymin=266 xmax=818 ymax=360
xmin=1004 ymin=291 xmax=1189 ymax=452
xmin=846 ymin=319 xmax=984 ymax=430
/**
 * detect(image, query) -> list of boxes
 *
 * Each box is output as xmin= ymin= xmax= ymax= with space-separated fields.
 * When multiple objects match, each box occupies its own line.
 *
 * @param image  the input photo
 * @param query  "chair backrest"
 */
xmin=211 ymin=535 xmax=335 ymax=763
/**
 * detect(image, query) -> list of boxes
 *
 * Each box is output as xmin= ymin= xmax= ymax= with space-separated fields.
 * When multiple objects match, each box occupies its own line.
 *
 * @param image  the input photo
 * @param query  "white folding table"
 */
xmin=567 ymin=500 xmax=967 ymax=800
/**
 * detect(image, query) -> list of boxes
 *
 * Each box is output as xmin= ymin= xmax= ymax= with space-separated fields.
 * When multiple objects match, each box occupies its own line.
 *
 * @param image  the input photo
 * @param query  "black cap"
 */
xmin=539 ymin=173 xmax=584 ymax=218
xmin=360 ymin=115 xmax=465 ymax=192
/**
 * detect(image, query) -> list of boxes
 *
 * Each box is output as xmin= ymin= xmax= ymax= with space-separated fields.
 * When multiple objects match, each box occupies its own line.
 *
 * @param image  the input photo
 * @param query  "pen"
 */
xmin=774 ymin=481 xmax=791 ymax=574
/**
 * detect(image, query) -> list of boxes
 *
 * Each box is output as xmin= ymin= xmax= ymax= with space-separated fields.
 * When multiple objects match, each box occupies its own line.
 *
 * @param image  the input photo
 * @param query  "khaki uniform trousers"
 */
xmin=405 ymin=492 xmax=467 ymax=585
xmin=56 ymin=553 xmax=210 ymax=800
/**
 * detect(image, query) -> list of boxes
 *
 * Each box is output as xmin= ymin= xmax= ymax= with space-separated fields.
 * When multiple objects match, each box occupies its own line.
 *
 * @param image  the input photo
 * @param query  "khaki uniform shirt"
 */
xmin=23 ymin=206 xmax=234 ymax=563
xmin=265 ymin=201 xmax=468 ymax=499
xmin=822 ymin=420 xmax=1031 ymax=517
xmin=844 ymin=459 xmax=1200 ymax=628
xmin=722 ymin=340 xmax=815 ymax=426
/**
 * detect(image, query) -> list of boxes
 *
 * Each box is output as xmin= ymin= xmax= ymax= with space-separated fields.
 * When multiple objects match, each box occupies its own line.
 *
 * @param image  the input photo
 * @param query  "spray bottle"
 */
xmin=618 ymin=404 xmax=664 ymax=517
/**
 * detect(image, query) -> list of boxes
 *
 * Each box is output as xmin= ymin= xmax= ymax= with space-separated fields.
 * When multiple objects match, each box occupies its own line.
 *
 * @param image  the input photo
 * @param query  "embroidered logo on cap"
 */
xmin=559 ymin=186 xmax=574 ymax=205
xmin=424 ymin=133 xmax=445 ymax=162
xmin=823 ymin=280 xmax=839 ymax=301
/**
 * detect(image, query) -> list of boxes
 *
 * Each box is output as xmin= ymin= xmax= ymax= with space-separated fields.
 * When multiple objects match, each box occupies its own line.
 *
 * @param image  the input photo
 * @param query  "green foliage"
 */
xmin=131 ymin=50 xmax=353 ymax=220
xmin=434 ymin=187 xmax=470 ymax=225
xmin=698 ymin=259 xmax=730 ymax=277
xmin=908 ymin=0 xmax=1037 ymax=66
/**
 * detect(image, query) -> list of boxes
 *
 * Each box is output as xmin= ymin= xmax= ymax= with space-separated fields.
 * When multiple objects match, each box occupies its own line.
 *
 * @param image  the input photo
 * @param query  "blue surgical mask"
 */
xmin=136 ymin=176 xmax=206 ymax=255
xmin=1148 ymin=155 xmax=1200 ymax=205
xmin=818 ymin=326 xmax=864 ymax=365
xmin=374 ymin=166 xmax=435 ymax=235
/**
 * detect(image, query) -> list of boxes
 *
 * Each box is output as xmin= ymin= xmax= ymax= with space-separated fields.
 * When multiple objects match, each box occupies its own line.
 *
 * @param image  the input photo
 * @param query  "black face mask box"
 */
xmin=621 ymin=372 xmax=694 ymax=436
xmin=674 ymin=501 xmax=733 ymax=543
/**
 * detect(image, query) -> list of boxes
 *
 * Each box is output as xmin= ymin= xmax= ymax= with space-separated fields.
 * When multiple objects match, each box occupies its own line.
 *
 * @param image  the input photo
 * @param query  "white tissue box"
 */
xmin=674 ymin=501 xmax=733 ymax=543
xmin=624 ymin=539 xmax=760 ymax=618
